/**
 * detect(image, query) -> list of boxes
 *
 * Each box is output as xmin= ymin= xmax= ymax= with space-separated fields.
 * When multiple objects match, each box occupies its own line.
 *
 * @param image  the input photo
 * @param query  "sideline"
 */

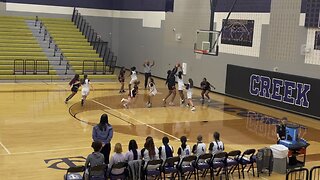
xmin=0 ymin=142 xmax=11 ymax=155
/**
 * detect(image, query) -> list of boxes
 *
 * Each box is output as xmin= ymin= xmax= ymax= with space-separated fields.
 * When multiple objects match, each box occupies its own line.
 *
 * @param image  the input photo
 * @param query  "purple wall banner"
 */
xmin=221 ymin=19 xmax=254 ymax=47
xmin=226 ymin=65 xmax=320 ymax=119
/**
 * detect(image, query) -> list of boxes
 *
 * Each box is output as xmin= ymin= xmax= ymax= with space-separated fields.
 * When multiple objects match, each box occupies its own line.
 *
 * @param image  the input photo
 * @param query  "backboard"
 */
xmin=194 ymin=30 xmax=220 ymax=56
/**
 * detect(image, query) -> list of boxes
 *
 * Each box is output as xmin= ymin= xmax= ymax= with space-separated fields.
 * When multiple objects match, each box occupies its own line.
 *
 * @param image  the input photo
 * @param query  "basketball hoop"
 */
xmin=194 ymin=49 xmax=208 ymax=59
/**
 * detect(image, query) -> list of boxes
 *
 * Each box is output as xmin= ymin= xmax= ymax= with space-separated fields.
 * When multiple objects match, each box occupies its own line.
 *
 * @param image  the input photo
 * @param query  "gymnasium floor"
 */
xmin=0 ymin=76 xmax=319 ymax=179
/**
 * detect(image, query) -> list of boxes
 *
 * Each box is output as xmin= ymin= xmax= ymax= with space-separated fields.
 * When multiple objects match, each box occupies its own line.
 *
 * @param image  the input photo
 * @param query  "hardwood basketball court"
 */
xmin=0 ymin=75 xmax=319 ymax=179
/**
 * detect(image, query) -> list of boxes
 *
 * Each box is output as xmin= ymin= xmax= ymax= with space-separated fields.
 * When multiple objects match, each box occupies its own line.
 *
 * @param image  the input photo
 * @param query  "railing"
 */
xmin=14 ymin=59 xmax=50 ymax=75
xmin=71 ymin=8 xmax=117 ymax=72
xmin=82 ymin=60 xmax=106 ymax=75
xmin=35 ymin=17 xmax=65 ymax=66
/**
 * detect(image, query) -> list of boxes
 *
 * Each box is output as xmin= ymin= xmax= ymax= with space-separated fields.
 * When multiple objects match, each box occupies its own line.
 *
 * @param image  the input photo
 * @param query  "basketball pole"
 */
xmin=209 ymin=0 xmax=239 ymax=52
xmin=209 ymin=0 xmax=218 ymax=53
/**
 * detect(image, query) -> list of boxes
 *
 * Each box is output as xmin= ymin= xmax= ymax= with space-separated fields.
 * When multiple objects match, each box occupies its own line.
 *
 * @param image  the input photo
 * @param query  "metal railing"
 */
xmin=35 ymin=17 xmax=65 ymax=66
xmin=82 ymin=60 xmax=106 ymax=75
xmin=14 ymin=59 xmax=50 ymax=75
xmin=72 ymin=8 xmax=117 ymax=72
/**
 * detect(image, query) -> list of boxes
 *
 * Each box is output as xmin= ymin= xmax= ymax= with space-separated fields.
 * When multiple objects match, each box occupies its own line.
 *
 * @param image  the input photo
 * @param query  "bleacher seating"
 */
xmin=40 ymin=18 xmax=107 ymax=75
xmin=0 ymin=16 xmax=57 ymax=80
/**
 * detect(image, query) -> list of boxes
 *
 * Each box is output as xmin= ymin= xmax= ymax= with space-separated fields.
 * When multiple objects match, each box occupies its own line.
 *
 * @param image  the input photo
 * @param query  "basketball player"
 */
xmin=208 ymin=132 xmax=224 ymax=156
xmin=121 ymin=81 xmax=139 ymax=108
xmin=186 ymin=78 xmax=195 ymax=111
xmin=163 ymin=63 xmax=181 ymax=106
xmin=65 ymin=74 xmax=80 ymax=104
xmin=143 ymin=60 xmax=155 ymax=89
xmin=192 ymin=135 xmax=206 ymax=157
xmin=177 ymin=71 xmax=185 ymax=105
xmin=128 ymin=66 xmax=138 ymax=91
xmin=200 ymin=77 xmax=216 ymax=104
xmin=158 ymin=136 xmax=174 ymax=160
xmin=118 ymin=67 xmax=126 ymax=93
xmin=146 ymin=78 xmax=157 ymax=108
xmin=177 ymin=136 xmax=191 ymax=158
xmin=81 ymin=74 xmax=93 ymax=106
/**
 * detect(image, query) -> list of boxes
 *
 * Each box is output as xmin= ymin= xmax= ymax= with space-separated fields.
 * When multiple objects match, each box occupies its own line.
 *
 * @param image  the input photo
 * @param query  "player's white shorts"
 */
xmin=149 ymin=91 xmax=157 ymax=96
xmin=178 ymin=84 xmax=184 ymax=91
xmin=187 ymin=91 xmax=192 ymax=99
xmin=130 ymin=79 xmax=137 ymax=85
xmin=82 ymin=88 xmax=90 ymax=96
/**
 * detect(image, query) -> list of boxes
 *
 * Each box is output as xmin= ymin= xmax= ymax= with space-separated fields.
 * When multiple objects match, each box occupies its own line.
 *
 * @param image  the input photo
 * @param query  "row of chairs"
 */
xmin=286 ymin=166 xmax=320 ymax=180
xmin=65 ymin=149 xmax=257 ymax=180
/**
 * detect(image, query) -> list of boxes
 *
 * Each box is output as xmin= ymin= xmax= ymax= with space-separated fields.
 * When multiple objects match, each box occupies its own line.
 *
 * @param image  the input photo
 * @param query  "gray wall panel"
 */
xmin=3 ymin=0 xmax=320 ymax=95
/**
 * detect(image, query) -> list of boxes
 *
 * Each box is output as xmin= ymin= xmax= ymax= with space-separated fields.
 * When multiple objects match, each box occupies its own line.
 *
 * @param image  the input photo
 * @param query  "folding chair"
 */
xmin=161 ymin=156 xmax=180 ymax=179
xmin=195 ymin=153 xmax=212 ymax=180
xmin=177 ymin=155 xmax=197 ymax=180
xmin=128 ymin=160 xmax=142 ymax=180
xmin=286 ymin=168 xmax=308 ymax=180
xmin=108 ymin=162 xmax=128 ymax=180
xmin=227 ymin=150 xmax=241 ymax=179
xmin=64 ymin=165 xmax=85 ymax=180
xmin=88 ymin=164 xmax=107 ymax=180
xmin=238 ymin=149 xmax=256 ymax=178
xmin=310 ymin=166 xmax=320 ymax=180
xmin=144 ymin=159 xmax=163 ymax=180
xmin=210 ymin=152 xmax=227 ymax=179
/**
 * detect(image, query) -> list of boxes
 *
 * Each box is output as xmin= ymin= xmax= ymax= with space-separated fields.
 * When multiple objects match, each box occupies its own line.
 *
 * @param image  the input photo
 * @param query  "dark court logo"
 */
xmin=44 ymin=156 xmax=86 ymax=170
xmin=249 ymin=74 xmax=311 ymax=108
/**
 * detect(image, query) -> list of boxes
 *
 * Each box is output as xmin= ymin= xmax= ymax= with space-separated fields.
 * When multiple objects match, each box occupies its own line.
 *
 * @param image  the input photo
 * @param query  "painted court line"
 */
xmin=0 ymin=146 xmax=90 ymax=156
xmin=92 ymin=99 xmax=180 ymax=140
xmin=0 ymin=142 xmax=11 ymax=155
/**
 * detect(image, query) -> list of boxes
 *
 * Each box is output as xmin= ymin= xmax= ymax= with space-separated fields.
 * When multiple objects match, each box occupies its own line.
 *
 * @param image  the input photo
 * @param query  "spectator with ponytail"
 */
xmin=177 ymin=136 xmax=191 ymax=158
xmin=125 ymin=139 xmax=140 ymax=161
xmin=141 ymin=136 xmax=159 ymax=162
xmin=208 ymin=131 xmax=224 ymax=156
xmin=158 ymin=136 xmax=174 ymax=160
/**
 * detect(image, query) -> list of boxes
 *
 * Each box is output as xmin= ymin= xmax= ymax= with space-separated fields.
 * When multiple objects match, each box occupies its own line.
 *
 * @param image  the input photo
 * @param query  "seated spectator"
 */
xmin=177 ymin=136 xmax=191 ymax=158
xmin=109 ymin=143 xmax=126 ymax=175
xmin=141 ymin=136 xmax=159 ymax=162
xmin=208 ymin=132 xmax=224 ymax=156
xmin=125 ymin=139 xmax=141 ymax=161
xmin=158 ymin=136 xmax=174 ymax=160
xmin=85 ymin=141 xmax=105 ymax=179
xmin=192 ymin=135 xmax=206 ymax=157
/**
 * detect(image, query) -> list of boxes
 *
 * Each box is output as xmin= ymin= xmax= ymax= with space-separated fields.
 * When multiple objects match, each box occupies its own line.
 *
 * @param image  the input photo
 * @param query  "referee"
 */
xmin=143 ymin=60 xmax=155 ymax=89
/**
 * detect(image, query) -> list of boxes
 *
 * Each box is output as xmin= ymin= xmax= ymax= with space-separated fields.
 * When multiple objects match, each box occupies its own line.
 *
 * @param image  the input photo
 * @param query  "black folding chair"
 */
xmin=286 ymin=168 xmax=308 ymax=180
xmin=161 ymin=156 xmax=180 ymax=179
xmin=88 ymin=164 xmax=107 ymax=180
xmin=310 ymin=166 xmax=320 ymax=180
xmin=64 ymin=165 xmax=85 ymax=180
xmin=210 ymin=152 xmax=227 ymax=179
xmin=108 ymin=162 xmax=128 ymax=180
xmin=144 ymin=159 xmax=163 ymax=180
xmin=177 ymin=155 xmax=197 ymax=180
xmin=195 ymin=153 xmax=213 ymax=179
xmin=227 ymin=150 xmax=241 ymax=179
xmin=239 ymin=149 xmax=256 ymax=178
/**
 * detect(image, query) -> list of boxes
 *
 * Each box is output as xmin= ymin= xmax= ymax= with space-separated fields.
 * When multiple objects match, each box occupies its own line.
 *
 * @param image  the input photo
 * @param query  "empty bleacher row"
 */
xmin=0 ymin=15 xmax=117 ymax=80
xmin=0 ymin=16 xmax=56 ymax=80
